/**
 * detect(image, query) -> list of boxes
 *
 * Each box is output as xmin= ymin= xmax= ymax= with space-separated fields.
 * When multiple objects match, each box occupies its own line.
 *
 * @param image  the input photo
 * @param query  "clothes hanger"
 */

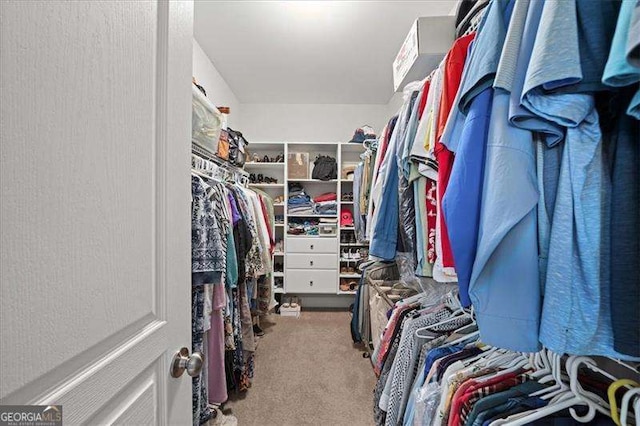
xmin=530 ymin=349 xmax=552 ymax=379
xmin=567 ymin=357 xmax=616 ymax=420
xmin=619 ymin=387 xmax=640 ymax=426
xmin=531 ymin=352 xmax=570 ymax=401
xmin=443 ymin=329 xmax=480 ymax=347
xmin=488 ymin=396 xmax=597 ymax=426
xmin=608 ymin=379 xmax=640 ymax=425
xmin=489 ymin=356 xmax=602 ymax=426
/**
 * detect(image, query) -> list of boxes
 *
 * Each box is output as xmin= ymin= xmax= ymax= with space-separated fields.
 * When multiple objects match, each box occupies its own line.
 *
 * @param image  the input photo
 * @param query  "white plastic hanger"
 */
xmin=489 ymin=356 xmax=600 ymax=425
xmin=488 ymin=396 xmax=597 ymax=426
xmin=620 ymin=387 xmax=640 ymax=426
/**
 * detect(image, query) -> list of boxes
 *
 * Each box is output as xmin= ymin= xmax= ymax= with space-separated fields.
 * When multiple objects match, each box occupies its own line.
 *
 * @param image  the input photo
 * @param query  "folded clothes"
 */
xmin=288 ymin=197 xmax=312 ymax=205
xmin=315 ymin=200 xmax=337 ymax=207
xmin=314 ymin=192 xmax=337 ymax=202
xmin=289 ymin=208 xmax=315 ymax=215
xmin=288 ymin=183 xmax=304 ymax=193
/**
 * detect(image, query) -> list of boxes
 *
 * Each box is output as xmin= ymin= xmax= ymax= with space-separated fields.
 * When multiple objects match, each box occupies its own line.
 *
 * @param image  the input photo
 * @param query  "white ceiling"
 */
xmin=194 ymin=1 xmax=457 ymax=104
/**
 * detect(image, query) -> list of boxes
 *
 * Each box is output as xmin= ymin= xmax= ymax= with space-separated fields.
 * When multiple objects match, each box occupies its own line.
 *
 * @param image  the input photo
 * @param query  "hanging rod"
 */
xmin=191 ymin=143 xmax=249 ymax=178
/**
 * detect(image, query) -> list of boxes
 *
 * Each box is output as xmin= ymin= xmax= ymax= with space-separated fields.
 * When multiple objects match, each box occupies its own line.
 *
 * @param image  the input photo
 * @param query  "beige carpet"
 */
xmin=225 ymin=310 xmax=376 ymax=426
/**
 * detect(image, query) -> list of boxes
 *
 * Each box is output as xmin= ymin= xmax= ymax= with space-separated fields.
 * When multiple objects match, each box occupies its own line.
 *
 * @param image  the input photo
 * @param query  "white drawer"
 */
xmin=286 ymin=253 xmax=337 ymax=269
xmin=286 ymin=269 xmax=337 ymax=294
xmin=286 ymin=237 xmax=337 ymax=254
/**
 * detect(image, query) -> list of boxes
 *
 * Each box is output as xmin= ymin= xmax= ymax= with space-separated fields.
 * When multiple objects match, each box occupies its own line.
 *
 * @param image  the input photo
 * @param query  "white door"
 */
xmin=0 ymin=1 xmax=194 ymax=424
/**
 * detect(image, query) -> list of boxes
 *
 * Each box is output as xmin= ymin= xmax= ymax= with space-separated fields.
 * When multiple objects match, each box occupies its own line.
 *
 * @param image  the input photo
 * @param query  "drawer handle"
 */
xmin=310 ymin=260 xmax=314 ymax=266
xmin=310 ymin=281 xmax=314 ymax=286
xmin=310 ymin=244 xmax=314 ymax=250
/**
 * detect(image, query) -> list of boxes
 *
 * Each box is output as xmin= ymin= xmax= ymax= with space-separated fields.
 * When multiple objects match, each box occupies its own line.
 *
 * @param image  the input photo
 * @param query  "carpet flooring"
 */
xmin=225 ymin=310 xmax=376 ymax=425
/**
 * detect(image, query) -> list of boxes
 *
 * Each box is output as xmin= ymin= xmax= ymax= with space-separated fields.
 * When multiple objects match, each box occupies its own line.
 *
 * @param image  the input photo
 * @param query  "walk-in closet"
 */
xmin=1 ymin=1 xmax=639 ymax=425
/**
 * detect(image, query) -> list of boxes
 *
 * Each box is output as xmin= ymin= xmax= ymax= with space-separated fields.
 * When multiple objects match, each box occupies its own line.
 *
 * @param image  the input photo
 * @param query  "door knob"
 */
xmin=170 ymin=347 xmax=204 ymax=378
xmin=310 ymin=280 xmax=314 ymax=286
xmin=310 ymin=260 xmax=314 ymax=266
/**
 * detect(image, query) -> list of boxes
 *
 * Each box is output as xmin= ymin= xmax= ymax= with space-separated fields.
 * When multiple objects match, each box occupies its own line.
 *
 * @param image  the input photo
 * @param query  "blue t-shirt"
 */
xmin=603 ymin=0 xmax=640 ymax=87
xmin=522 ymin=0 xmax=638 ymax=360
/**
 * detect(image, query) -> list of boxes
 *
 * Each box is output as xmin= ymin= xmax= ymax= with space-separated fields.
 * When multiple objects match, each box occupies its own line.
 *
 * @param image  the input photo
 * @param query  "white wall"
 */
xmin=192 ymin=39 xmax=241 ymax=128
xmin=239 ymin=103 xmax=389 ymax=142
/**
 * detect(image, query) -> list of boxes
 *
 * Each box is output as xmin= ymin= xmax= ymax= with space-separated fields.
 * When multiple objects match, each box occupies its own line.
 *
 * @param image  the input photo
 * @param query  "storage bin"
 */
xmin=287 ymin=152 xmax=309 ymax=179
xmin=319 ymin=223 xmax=337 ymax=236
xmin=192 ymin=85 xmax=223 ymax=156
xmin=280 ymin=305 xmax=301 ymax=318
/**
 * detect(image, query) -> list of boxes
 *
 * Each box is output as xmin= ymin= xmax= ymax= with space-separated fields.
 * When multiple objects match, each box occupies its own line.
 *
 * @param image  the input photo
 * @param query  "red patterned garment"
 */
xmin=426 ymin=178 xmax=438 ymax=264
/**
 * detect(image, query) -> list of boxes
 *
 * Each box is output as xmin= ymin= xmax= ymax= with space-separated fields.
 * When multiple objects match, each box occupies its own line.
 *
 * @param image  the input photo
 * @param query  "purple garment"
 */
xmin=207 ymin=284 xmax=228 ymax=404
xmin=228 ymin=192 xmax=241 ymax=225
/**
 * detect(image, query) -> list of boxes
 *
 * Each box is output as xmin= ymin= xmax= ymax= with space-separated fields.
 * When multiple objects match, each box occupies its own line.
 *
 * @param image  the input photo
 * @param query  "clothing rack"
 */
xmin=191 ymin=144 xmax=249 ymax=186
xmin=457 ymin=0 xmax=489 ymax=37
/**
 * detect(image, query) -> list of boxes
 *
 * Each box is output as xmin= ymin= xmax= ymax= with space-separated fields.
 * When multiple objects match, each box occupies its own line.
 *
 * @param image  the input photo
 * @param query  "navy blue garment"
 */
xmin=553 ymin=0 xmax=622 ymax=93
xmin=608 ymin=88 xmax=640 ymax=357
xmin=350 ymin=273 xmax=365 ymax=343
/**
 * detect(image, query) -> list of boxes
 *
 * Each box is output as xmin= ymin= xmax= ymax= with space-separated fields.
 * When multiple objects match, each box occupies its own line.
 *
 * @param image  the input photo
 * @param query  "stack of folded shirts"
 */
xmin=288 ymin=185 xmax=315 ymax=215
xmin=314 ymin=192 xmax=337 ymax=215
xmin=315 ymin=201 xmax=337 ymax=215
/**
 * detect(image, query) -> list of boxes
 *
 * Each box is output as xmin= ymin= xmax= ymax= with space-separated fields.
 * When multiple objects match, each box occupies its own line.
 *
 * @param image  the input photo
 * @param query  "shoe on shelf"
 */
xmin=253 ymin=324 xmax=265 ymax=337
xmin=353 ymin=249 xmax=362 ymax=261
xmin=252 ymin=153 xmax=260 ymax=163
xmin=263 ymin=155 xmax=270 ymax=163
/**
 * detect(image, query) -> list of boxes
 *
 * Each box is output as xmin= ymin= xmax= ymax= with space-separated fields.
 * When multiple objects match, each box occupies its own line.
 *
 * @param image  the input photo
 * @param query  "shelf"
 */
xmin=340 ymin=227 xmax=355 ymax=230
xmin=340 ymin=201 xmax=354 ymax=204
xmin=340 ymin=243 xmax=369 ymax=246
xmin=274 ymin=203 xmax=285 ymax=207
xmin=337 ymin=290 xmax=357 ymax=295
xmin=273 ymin=272 xmax=284 ymax=277
xmin=340 ymin=274 xmax=361 ymax=278
xmin=274 ymin=287 xmax=285 ymax=294
xmin=288 ymin=179 xmax=338 ymax=183
xmin=340 ymin=143 xmax=367 ymax=152
xmin=249 ymin=183 xmax=284 ymax=188
xmin=245 ymin=162 xmax=285 ymax=167
xmin=275 ymin=223 xmax=285 ymax=226
xmin=273 ymin=251 xmax=285 ymax=256
xmin=340 ymin=258 xmax=363 ymax=262
xmin=288 ymin=214 xmax=337 ymax=218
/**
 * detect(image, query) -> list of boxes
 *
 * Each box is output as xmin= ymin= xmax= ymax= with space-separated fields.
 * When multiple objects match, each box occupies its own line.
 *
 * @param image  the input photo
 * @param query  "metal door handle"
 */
xmin=170 ymin=347 xmax=203 ymax=378
xmin=310 ymin=260 xmax=314 ymax=266
xmin=310 ymin=244 xmax=314 ymax=250
xmin=310 ymin=280 xmax=314 ymax=286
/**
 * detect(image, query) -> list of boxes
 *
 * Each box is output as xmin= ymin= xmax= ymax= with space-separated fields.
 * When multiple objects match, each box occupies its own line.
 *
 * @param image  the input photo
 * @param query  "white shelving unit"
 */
xmin=337 ymin=142 xmax=369 ymax=293
xmin=247 ymin=141 xmax=369 ymax=297
xmin=245 ymin=142 xmax=287 ymax=301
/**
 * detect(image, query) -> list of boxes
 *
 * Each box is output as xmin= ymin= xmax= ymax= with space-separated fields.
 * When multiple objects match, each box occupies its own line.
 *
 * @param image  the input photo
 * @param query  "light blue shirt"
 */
xmin=457 ymin=0 xmax=512 ymax=113
xmin=603 ymin=0 xmax=640 ymax=119
xmin=458 ymin=0 xmax=541 ymax=353
xmin=522 ymin=0 xmax=638 ymax=360
xmin=603 ymin=0 xmax=640 ymax=87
